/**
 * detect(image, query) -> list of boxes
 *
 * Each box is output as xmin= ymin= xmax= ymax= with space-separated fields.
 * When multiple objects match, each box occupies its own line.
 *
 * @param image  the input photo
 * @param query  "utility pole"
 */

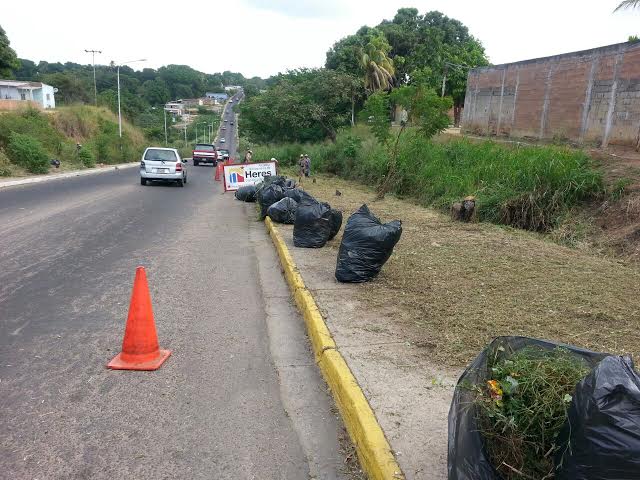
xmin=163 ymin=108 xmax=168 ymax=146
xmin=84 ymin=49 xmax=102 ymax=106
xmin=116 ymin=59 xmax=146 ymax=138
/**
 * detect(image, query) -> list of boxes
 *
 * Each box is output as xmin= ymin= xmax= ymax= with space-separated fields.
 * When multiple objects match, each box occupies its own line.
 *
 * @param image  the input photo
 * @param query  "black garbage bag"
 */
xmin=322 ymin=204 xmax=342 ymax=240
xmin=284 ymin=188 xmax=315 ymax=204
xmin=257 ymin=184 xmax=286 ymax=219
xmin=234 ymin=185 xmax=257 ymax=202
xmin=335 ymin=204 xmax=401 ymax=283
xmin=285 ymin=178 xmax=297 ymax=188
xmin=448 ymin=336 xmax=609 ymax=480
xmin=555 ymin=355 xmax=640 ymax=480
xmin=293 ymin=199 xmax=332 ymax=248
xmin=267 ymin=197 xmax=298 ymax=224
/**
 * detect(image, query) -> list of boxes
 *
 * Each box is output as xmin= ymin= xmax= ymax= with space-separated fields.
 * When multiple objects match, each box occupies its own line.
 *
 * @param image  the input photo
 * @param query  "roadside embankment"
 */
xmin=0 ymin=105 xmax=147 ymax=177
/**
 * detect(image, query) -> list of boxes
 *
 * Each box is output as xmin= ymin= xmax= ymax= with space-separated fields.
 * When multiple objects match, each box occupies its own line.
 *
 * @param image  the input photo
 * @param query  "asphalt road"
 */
xmin=218 ymin=92 xmax=241 ymax=158
xmin=0 ymin=156 xmax=348 ymax=478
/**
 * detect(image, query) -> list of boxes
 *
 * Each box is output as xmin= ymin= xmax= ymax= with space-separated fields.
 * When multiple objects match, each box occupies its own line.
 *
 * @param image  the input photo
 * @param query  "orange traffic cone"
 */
xmin=214 ymin=162 xmax=222 ymax=181
xmin=107 ymin=266 xmax=171 ymax=371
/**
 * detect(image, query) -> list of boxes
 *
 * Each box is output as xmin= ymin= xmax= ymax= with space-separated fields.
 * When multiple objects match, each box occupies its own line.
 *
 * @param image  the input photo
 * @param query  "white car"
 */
xmin=140 ymin=147 xmax=187 ymax=187
xmin=220 ymin=138 xmax=226 ymax=143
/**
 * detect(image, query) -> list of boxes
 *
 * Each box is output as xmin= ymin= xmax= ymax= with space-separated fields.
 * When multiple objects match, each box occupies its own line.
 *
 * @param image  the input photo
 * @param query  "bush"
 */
xmin=7 ymin=132 xmax=50 ymax=174
xmin=78 ymin=148 xmax=95 ymax=168
xmin=0 ymin=149 xmax=16 ymax=176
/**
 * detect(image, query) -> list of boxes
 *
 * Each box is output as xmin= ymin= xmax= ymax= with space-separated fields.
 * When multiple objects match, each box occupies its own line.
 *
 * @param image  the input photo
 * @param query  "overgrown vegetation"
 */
xmin=7 ymin=132 xmax=50 ymax=173
xmin=250 ymin=128 xmax=603 ymax=231
xmin=0 ymin=106 xmax=148 ymax=174
xmin=474 ymin=347 xmax=591 ymax=480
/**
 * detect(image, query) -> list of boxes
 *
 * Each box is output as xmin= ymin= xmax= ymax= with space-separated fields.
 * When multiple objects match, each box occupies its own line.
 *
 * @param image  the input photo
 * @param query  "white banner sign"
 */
xmin=223 ymin=162 xmax=277 ymax=191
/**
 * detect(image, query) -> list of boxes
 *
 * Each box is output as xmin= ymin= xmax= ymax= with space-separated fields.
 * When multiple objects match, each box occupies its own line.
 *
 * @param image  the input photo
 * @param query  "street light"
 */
xmin=116 ymin=59 xmax=146 ymax=138
xmin=84 ymin=49 xmax=102 ymax=106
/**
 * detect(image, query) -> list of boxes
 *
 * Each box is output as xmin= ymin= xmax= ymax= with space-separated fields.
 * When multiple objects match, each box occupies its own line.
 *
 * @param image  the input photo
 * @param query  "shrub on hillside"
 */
xmin=7 ymin=132 xmax=50 ymax=174
xmin=78 ymin=148 xmax=95 ymax=168
xmin=0 ymin=149 xmax=15 ymax=176
xmin=0 ymin=108 xmax=66 ymax=155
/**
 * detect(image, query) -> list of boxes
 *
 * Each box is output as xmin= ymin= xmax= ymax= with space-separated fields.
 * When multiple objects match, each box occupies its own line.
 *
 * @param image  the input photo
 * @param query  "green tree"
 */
xmin=360 ymin=92 xmax=391 ymax=144
xmin=0 ymin=25 xmax=20 ymax=77
xmin=360 ymin=34 xmax=395 ymax=93
xmin=240 ymin=69 xmax=357 ymax=143
xmin=371 ymin=78 xmax=452 ymax=198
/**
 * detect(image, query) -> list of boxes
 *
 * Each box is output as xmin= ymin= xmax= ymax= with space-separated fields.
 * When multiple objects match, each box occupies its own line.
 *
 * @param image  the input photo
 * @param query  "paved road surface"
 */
xmin=0 ymin=160 xmax=349 ymax=478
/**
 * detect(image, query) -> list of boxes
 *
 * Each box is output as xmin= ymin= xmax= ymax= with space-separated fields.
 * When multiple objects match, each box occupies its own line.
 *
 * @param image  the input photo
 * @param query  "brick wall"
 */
xmin=0 ymin=99 xmax=42 ymax=111
xmin=462 ymin=42 xmax=640 ymax=147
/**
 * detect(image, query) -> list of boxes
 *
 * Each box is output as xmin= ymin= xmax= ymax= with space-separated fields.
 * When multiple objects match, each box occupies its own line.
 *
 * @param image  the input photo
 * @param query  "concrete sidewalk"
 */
xmin=274 ymin=222 xmax=460 ymax=480
xmin=0 ymin=162 xmax=139 ymax=189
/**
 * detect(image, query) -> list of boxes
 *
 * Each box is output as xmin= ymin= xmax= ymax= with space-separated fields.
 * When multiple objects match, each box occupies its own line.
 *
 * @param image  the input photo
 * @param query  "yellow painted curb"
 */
xmin=264 ymin=217 xmax=405 ymax=480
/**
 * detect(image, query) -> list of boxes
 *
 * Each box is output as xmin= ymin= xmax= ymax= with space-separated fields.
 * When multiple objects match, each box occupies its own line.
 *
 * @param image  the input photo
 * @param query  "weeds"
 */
xmin=474 ymin=347 xmax=591 ymax=479
xmin=252 ymin=128 xmax=603 ymax=231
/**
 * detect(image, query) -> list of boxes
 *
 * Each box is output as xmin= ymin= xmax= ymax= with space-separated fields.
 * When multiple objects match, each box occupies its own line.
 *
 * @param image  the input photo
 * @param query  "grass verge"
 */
xmin=294 ymin=172 xmax=639 ymax=367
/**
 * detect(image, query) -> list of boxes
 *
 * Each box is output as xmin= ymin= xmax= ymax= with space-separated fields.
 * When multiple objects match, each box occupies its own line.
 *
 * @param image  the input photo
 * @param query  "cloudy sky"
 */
xmin=3 ymin=0 xmax=638 ymax=78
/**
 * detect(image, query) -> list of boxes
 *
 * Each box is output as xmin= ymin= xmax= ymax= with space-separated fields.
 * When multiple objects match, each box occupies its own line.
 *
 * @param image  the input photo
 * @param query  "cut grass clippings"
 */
xmin=295 ymin=172 xmax=640 ymax=367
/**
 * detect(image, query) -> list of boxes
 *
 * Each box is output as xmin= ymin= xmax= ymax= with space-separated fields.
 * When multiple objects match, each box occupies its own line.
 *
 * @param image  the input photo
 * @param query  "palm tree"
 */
xmin=359 ymin=38 xmax=395 ymax=93
xmin=615 ymin=0 xmax=640 ymax=11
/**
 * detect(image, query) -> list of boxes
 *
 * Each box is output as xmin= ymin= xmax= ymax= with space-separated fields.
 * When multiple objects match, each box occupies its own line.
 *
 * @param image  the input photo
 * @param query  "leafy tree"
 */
xmin=364 ymin=76 xmax=452 ymax=198
xmin=141 ymin=79 xmax=170 ymax=105
xmin=0 ymin=25 xmax=20 ymax=78
xmin=240 ymin=69 xmax=358 ymax=143
xmin=360 ymin=92 xmax=391 ymax=144
xmin=13 ymin=58 xmax=37 ymax=80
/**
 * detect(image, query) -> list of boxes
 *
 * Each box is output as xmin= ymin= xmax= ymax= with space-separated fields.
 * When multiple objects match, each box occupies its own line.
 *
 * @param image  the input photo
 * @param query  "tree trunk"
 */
xmin=376 ymin=124 xmax=405 ymax=199
xmin=454 ymin=104 xmax=463 ymax=127
xmin=351 ymin=93 xmax=355 ymax=127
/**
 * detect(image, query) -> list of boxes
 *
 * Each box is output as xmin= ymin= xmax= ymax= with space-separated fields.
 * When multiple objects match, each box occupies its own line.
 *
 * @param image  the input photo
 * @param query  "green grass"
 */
xmin=250 ymin=127 xmax=604 ymax=231
xmin=475 ymin=347 xmax=591 ymax=479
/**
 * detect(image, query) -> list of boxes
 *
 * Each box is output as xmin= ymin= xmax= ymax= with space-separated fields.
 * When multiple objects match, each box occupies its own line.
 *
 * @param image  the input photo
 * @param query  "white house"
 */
xmin=164 ymin=101 xmax=185 ymax=116
xmin=0 ymin=80 xmax=56 ymax=109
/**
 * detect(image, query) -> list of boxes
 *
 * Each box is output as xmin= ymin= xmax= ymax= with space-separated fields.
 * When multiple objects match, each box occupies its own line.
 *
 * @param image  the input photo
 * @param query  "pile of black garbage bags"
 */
xmin=234 ymin=175 xmax=402 ymax=282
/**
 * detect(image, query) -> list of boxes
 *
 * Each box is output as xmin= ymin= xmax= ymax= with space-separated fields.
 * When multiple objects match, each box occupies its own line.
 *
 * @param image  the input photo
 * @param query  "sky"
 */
xmin=3 ymin=0 xmax=639 ymax=79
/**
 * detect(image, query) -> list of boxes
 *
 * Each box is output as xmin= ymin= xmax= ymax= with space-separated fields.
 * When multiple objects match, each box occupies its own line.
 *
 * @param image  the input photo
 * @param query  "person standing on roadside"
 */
xmin=303 ymin=154 xmax=311 ymax=178
xmin=298 ymin=154 xmax=306 ymax=184
xmin=244 ymin=149 xmax=253 ymax=163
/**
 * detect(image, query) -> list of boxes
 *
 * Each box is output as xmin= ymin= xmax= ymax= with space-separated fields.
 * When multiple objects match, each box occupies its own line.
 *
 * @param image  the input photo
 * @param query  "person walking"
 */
xmin=303 ymin=154 xmax=311 ymax=178
xmin=298 ymin=154 xmax=306 ymax=184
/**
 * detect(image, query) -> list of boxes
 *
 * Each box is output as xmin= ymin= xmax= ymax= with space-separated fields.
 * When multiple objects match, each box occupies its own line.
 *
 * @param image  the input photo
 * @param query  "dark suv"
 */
xmin=192 ymin=143 xmax=217 ymax=166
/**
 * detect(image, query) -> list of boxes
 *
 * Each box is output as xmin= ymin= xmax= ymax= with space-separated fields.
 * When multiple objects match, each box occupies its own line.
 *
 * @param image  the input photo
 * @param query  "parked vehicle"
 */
xmin=192 ymin=143 xmax=217 ymax=166
xmin=218 ymin=148 xmax=230 ymax=161
xmin=140 ymin=147 xmax=187 ymax=187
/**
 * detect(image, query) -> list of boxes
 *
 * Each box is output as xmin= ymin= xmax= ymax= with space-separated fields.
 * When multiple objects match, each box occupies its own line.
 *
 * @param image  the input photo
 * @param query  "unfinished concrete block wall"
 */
xmin=461 ymin=42 xmax=640 ymax=147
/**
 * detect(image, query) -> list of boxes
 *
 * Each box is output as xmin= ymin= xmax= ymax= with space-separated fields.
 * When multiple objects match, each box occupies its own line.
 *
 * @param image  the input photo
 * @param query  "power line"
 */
xmin=84 ymin=49 xmax=102 ymax=106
